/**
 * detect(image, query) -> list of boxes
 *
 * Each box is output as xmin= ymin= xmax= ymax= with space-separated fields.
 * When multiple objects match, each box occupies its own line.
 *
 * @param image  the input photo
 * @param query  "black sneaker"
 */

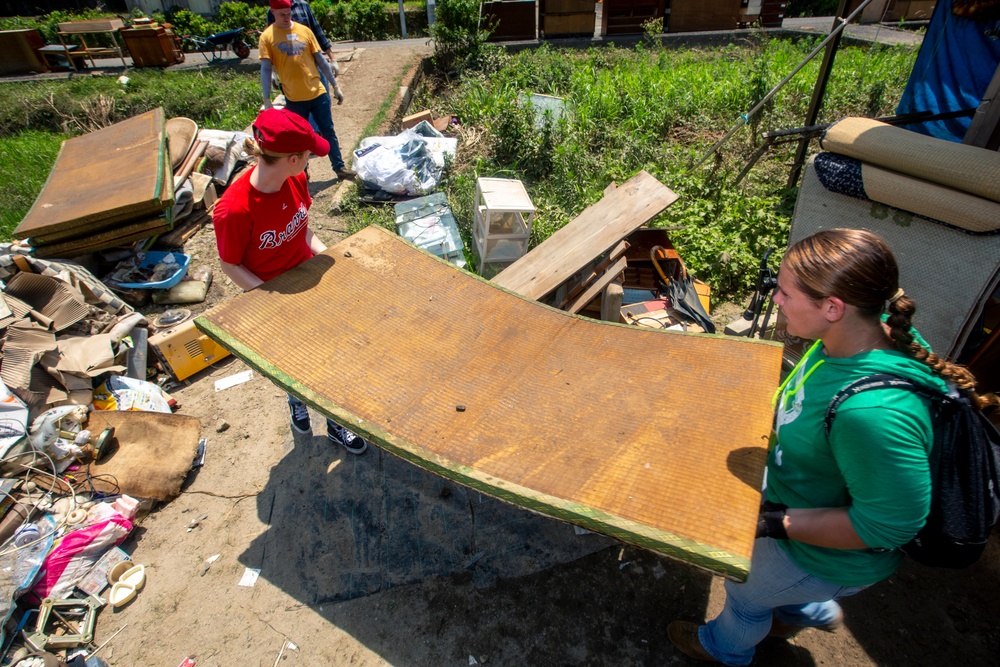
xmin=289 ymin=401 xmax=311 ymax=434
xmin=329 ymin=425 xmax=368 ymax=455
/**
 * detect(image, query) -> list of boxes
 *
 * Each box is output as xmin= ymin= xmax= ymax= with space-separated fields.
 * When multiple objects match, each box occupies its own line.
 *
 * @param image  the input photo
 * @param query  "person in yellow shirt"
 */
xmin=259 ymin=0 xmax=355 ymax=181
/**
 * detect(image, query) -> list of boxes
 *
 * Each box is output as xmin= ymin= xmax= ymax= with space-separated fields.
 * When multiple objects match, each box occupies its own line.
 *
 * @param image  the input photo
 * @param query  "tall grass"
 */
xmin=0 ymin=131 xmax=64 ymax=234
xmin=402 ymin=37 xmax=918 ymax=300
xmin=0 ymin=69 xmax=260 ymax=239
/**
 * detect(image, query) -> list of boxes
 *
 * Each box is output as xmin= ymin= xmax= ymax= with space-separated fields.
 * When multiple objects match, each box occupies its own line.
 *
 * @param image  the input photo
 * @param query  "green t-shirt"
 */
xmin=767 ymin=340 xmax=946 ymax=586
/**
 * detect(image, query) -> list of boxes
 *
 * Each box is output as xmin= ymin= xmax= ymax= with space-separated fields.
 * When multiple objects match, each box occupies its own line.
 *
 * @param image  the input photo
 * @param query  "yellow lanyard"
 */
xmin=771 ymin=340 xmax=826 ymax=411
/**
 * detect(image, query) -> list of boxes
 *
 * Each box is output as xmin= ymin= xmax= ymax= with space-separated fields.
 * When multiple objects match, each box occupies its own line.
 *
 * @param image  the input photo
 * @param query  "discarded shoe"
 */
xmin=769 ymin=610 xmax=843 ymax=639
xmin=329 ymin=425 xmax=368 ymax=455
xmin=289 ymin=401 xmax=311 ymax=434
xmin=667 ymin=621 xmax=719 ymax=663
xmin=336 ymin=167 xmax=357 ymax=181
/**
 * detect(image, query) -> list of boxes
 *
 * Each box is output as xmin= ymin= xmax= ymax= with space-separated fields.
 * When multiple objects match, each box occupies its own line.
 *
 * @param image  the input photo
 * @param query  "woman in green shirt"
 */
xmin=668 ymin=228 xmax=996 ymax=665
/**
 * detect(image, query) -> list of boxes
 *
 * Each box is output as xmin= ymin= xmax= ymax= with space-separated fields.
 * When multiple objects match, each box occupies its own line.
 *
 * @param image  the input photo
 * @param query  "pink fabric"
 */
xmin=31 ymin=514 xmax=132 ymax=600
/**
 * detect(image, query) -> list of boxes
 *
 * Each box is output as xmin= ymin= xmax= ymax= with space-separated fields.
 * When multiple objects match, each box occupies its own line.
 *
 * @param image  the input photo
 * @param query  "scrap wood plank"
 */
xmin=493 ymin=171 xmax=678 ymax=300
xmin=565 ymin=255 xmax=628 ymax=314
xmin=557 ymin=240 xmax=630 ymax=310
xmin=195 ymin=226 xmax=783 ymax=581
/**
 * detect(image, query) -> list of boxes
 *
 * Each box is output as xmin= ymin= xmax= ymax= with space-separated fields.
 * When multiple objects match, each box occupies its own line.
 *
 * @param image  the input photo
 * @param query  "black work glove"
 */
xmin=756 ymin=500 xmax=789 ymax=540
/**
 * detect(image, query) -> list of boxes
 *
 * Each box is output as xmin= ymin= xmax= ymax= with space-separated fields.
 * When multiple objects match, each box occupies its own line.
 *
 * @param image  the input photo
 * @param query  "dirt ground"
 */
xmin=84 ymin=40 xmax=999 ymax=667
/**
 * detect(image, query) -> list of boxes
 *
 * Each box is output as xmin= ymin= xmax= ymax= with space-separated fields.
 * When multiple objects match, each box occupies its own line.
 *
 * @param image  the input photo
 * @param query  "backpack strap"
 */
xmin=824 ymin=373 xmax=944 ymax=438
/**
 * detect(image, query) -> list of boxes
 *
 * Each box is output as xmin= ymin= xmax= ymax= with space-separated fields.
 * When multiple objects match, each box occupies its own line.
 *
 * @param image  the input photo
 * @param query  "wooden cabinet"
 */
xmin=121 ymin=26 xmax=184 ymax=68
xmin=757 ymin=0 xmax=787 ymax=27
xmin=540 ymin=0 xmax=597 ymax=38
xmin=482 ymin=0 xmax=537 ymax=41
xmin=668 ymin=0 xmax=742 ymax=32
xmin=601 ymin=0 xmax=666 ymax=36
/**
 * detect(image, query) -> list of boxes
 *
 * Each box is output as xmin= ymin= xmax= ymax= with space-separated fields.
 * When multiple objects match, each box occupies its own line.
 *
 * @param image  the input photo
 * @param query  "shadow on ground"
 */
xmin=234 ymin=406 xmax=1000 ymax=666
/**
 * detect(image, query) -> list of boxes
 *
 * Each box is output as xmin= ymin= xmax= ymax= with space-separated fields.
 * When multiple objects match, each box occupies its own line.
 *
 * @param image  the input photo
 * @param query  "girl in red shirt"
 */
xmin=213 ymin=108 xmax=368 ymax=455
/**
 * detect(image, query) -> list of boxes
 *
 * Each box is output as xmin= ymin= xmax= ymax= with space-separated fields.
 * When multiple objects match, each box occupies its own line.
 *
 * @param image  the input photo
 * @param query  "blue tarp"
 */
xmin=896 ymin=0 xmax=1000 ymax=142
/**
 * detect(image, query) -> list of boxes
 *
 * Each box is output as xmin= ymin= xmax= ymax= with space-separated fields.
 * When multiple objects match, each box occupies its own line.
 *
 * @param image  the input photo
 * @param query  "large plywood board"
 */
xmin=195 ymin=226 xmax=783 ymax=580
xmin=15 ymin=108 xmax=170 ymax=240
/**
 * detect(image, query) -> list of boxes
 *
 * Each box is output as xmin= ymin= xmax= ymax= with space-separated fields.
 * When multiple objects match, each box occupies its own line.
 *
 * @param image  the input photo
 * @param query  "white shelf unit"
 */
xmin=473 ymin=177 xmax=536 ymax=277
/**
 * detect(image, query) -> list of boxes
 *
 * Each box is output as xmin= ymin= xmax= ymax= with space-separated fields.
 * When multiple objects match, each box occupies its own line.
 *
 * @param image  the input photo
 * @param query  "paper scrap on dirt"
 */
xmin=238 ymin=567 xmax=260 ymax=587
xmin=195 ymin=226 xmax=783 ymax=581
xmin=215 ymin=369 xmax=252 ymax=391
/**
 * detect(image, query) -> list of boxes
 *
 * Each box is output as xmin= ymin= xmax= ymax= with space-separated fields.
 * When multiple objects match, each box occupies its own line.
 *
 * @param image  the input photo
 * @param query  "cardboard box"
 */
xmin=402 ymin=110 xmax=433 ymax=129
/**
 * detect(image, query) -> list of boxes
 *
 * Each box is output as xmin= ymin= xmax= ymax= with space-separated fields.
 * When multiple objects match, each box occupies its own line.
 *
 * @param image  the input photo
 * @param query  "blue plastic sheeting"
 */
xmin=896 ymin=0 xmax=1000 ymax=142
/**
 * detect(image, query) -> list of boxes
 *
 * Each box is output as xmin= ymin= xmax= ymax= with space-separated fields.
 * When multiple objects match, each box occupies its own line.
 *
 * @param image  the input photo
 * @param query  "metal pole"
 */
xmin=689 ymin=0 xmax=874 ymax=173
xmin=786 ymin=0 xmax=854 ymax=189
xmin=398 ymin=0 xmax=408 ymax=38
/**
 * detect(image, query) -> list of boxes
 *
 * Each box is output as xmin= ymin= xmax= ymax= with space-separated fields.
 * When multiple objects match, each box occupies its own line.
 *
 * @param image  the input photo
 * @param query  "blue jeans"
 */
xmin=287 ymin=394 xmax=339 ymax=434
xmin=699 ymin=537 xmax=869 ymax=665
xmin=285 ymin=92 xmax=345 ymax=172
xmin=303 ymin=74 xmax=330 ymax=133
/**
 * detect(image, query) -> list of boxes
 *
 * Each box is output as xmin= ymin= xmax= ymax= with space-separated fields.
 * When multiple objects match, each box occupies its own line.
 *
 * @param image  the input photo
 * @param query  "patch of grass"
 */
xmin=0 ymin=130 xmax=65 ymax=237
xmin=0 ymin=68 xmax=260 ymax=138
xmin=397 ymin=38 xmax=918 ymax=301
xmin=0 ymin=68 xmax=261 ymax=239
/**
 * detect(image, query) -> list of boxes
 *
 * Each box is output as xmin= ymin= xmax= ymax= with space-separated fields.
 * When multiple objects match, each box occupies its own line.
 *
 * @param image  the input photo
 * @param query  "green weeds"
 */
xmin=405 ymin=39 xmax=917 ymax=301
xmin=0 ymin=131 xmax=64 ymax=237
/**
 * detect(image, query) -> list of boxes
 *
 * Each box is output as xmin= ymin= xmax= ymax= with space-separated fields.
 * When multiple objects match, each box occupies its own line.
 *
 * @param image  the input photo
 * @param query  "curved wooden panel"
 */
xmin=195 ymin=226 xmax=783 ymax=580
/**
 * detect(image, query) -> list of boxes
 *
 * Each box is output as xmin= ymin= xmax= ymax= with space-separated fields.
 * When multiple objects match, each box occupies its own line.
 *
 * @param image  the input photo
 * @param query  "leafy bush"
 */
xmin=313 ymin=0 xmax=397 ymax=41
xmin=216 ymin=1 xmax=268 ymax=31
xmin=347 ymin=0 xmax=394 ymax=40
xmin=430 ymin=0 xmax=493 ymax=72
xmin=163 ymin=8 xmax=218 ymax=37
xmin=0 ymin=9 xmax=119 ymax=44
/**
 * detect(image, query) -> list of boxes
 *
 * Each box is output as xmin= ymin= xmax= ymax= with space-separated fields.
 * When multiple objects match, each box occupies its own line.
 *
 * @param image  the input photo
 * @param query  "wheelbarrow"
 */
xmin=180 ymin=28 xmax=251 ymax=61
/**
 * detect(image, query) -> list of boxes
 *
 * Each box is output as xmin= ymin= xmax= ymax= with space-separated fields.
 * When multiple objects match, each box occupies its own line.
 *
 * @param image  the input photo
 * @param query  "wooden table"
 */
xmin=56 ymin=19 xmax=128 ymax=70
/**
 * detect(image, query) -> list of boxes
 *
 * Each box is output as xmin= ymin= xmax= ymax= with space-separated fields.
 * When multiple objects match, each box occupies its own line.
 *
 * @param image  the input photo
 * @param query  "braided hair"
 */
xmin=784 ymin=229 xmax=998 ymax=411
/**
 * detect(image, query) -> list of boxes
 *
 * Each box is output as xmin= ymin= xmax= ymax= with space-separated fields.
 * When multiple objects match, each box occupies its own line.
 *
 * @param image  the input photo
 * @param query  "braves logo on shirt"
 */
xmin=259 ymin=204 xmax=308 ymax=249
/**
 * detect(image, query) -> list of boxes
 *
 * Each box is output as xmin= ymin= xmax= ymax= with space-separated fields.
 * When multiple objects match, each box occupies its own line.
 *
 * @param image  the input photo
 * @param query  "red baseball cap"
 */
xmin=252 ymin=108 xmax=330 ymax=157
xmin=269 ymin=0 xmax=292 ymax=10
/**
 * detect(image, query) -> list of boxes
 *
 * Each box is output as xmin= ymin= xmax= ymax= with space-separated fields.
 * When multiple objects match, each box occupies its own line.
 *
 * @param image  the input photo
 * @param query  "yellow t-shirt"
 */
xmin=258 ymin=22 xmax=324 ymax=103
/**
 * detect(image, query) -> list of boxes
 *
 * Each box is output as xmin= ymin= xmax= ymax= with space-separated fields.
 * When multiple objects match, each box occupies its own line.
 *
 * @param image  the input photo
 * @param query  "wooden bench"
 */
xmin=56 ymin=19 xmax=127 ymax=70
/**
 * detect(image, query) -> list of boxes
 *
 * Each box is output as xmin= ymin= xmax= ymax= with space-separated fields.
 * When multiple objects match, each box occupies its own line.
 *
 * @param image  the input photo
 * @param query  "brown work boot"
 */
xmin=667 ymin=621 xmax=720 ymax=662
xmin=768 ymin=610 xmax=843 ymax=639
xmin=336 ymin=167 xmax=357 ymax=181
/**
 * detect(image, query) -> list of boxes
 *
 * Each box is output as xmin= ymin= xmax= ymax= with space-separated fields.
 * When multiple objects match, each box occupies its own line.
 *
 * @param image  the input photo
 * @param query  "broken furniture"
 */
xmin=120 ymin=23 xmax=184 ymax=68
xmin=37 ymin=44 xmax=88 ymax=71
xmin=0 ymin=29 xmax=48 ymax=75
xmin=473 ymin=178 xmax=536 ymax=277
xmin=55 ymin=19 xmax=128 ymax=70
xmin=775 ymin=117 xmax=1000 ymax=363
xmin=14 ymin=108 xmax=174 ymax=259
xmin=492 ymin=171 xmax=679 ymax=320
xmin=196 ymin=226 xmax=784 ymax=580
